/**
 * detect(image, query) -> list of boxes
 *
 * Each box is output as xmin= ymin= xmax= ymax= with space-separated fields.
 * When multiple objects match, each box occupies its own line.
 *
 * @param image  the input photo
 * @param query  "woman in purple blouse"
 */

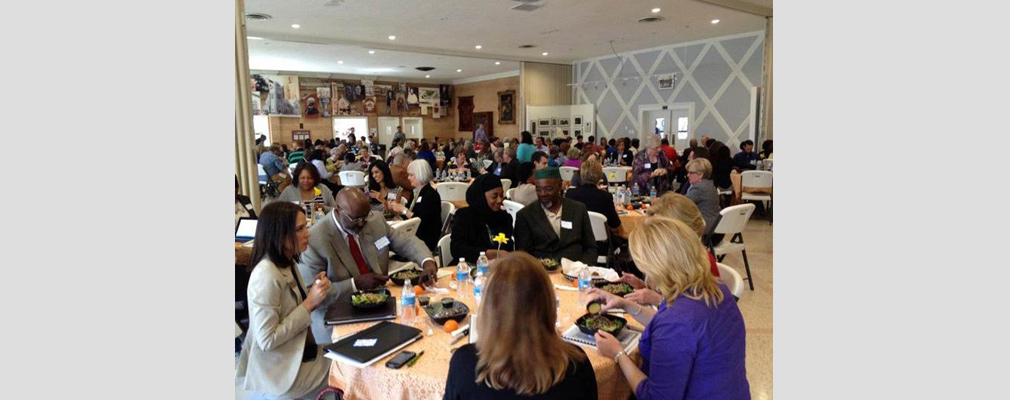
xmin=630 ymin=135 xmax=672 ymax=194
xmin=588 ymin=217 xmax=750 ymax=400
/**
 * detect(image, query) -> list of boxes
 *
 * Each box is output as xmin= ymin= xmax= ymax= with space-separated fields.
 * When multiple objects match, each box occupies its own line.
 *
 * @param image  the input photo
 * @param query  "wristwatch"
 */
xmin=614 ymin=351 xmax=628 ymax=363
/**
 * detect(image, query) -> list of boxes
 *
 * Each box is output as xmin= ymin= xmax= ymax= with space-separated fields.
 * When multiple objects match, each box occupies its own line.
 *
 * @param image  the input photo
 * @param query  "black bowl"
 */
xmin=575 ymin=313 xmax=627 ymax=337
xmin=389 ymin=268 xmax=423 ymax=286
xmin=424 ymin=298 xmax=470 ymax=325
xmin=594 ymin=281 xmax=634 ymax=296
xmin=539 ymin=258 xmax=561 ymax=272
xmin=350 ymin=288 xmax=392 ymax=310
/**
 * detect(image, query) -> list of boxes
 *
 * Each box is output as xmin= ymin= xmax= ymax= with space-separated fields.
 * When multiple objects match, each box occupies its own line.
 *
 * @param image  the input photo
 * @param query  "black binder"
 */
xmin=323 ymin=292 xmax=397 ymax=326
xmin=324 ymin=321 xmax=423 ymax=366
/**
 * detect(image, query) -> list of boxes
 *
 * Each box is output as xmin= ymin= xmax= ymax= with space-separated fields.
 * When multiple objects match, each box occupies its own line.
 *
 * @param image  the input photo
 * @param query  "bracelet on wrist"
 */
xmin=613 ymin=351 xmax=627 ymax=363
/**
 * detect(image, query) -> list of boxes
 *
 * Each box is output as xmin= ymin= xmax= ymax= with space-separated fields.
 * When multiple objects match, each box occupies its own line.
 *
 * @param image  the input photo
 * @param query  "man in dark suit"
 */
xmin=514 ymin=167 xmax=597 ymax=265
xmin=297 ymin=188 xmax=437 ymax=343
xmin=487 ymin=146 xmax=519 ymax=188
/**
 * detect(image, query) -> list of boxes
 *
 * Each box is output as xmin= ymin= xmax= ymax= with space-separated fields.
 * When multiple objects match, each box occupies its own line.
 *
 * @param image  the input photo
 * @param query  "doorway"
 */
xmin=377 ymin=117 xmax=400 ymax=148
xmin=402 ymin=117 xmax=423 ymax=140
xmin=332 ymin=117 xmax=369 ymax=143
xmin=639 ymin=103 xmax=693 ymax=150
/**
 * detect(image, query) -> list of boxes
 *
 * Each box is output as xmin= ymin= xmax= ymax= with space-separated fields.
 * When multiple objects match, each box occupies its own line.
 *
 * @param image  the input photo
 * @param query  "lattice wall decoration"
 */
xmin=573 ymin=31 xmax=764 ymax=150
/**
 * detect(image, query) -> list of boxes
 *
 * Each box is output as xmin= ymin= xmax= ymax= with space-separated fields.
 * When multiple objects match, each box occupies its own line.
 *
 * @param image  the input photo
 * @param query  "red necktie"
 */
xmin=347 ymin=235 xmax=370 ymax=276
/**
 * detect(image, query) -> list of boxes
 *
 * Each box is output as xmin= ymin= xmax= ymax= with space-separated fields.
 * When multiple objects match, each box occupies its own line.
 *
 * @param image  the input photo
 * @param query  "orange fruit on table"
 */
xmin=443 ymin=319 xmax=459 ymax=333
xmin=413 ymin=286 xmax=425 ymax=297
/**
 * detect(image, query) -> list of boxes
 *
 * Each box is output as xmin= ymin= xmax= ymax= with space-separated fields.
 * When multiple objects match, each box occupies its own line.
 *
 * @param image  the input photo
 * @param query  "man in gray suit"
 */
xmin=513 ymin=167 xmax=598 ymax=265
xmin=298 ymin=188 xmax=438 ymax=344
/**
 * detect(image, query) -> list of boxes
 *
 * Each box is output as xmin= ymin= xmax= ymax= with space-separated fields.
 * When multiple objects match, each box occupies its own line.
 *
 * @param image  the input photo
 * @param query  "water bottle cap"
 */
xmin=459 ymin=257 xmax=466 ymax=262
xmin=479 ymin=252 xmax=485 ymax=255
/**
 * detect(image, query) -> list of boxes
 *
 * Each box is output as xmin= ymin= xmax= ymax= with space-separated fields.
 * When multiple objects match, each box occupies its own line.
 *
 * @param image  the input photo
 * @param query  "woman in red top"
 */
xmin=620 ymin=192 xmax=721 ymax=307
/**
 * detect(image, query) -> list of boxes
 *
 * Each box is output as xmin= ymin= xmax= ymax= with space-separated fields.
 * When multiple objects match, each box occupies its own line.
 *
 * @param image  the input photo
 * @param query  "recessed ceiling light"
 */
xmin=338 ymin=60 xmax=344 ymax=64
xmin=388 ymin=35 xmax=396 ymax=40
xmin=542 ymin=52 xmax=549 ymax=56
xmin=456 ymin=69 xmax=463 ymax=72
xmin=495 ymin=61 xmax=501 ymax=65
xmin=247 ymin=36 xmax=263 ymax=40
xmin=291 ymin=24 xmax=300 ymax=29
xmin=425 ymin=75 xmax=431 ymax=78
xmin=475 ymin=45 xmax=482 ymax=50
xmin=368 ymin=50 xmax=375 ymax=54
xmin=711 ymin=19 xmax=720 ymax=24
xmin=652 ymin=8 xmax=661 ymax=13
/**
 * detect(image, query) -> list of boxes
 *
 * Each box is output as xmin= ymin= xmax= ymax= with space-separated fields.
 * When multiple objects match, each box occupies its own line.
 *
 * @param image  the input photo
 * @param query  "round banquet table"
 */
xmin=616 ymin=210 xmax=647 ymax=239
xmin=326 ymin=270 xmax=642 ymax=400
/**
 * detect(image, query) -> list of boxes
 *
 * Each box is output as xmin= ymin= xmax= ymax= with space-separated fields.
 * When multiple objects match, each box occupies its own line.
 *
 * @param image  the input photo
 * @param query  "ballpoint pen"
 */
xmin=406 ymin=350 xmax=425 ymax=367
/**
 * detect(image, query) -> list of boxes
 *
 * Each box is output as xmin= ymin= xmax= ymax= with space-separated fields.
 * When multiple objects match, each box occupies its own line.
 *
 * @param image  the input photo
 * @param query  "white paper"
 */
xmin=560 ymin=258 xmax=620 ymax=282
xmin=353 ymin=339 xmax=377 ymax=347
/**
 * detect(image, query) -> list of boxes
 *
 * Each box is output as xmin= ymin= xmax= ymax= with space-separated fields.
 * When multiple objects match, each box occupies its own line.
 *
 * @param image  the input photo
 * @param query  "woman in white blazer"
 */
xmin=236 ymin=202 xmax=334 ymax=400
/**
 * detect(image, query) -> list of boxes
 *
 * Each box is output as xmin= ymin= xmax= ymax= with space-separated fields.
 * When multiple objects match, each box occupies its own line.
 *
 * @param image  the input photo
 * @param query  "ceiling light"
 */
xmin=652 ymin=8 xmax=661 ymax=13
xmin=291 ymin=24 xmax=300 ymax=29
xmin=338 ymin=60 xmax=344 ymax=64
xmin=425 ymin=75 xmax=431 ymax=78
xmin=475 ymin=45 xmax=482 ymax=50
xmin=495 ymin=61 xmax=501 ymax=65
xmin=247 ymin=36 xmax=263 ymax=40
xmin=368 ymin=50 xmax=375 ymax=54
xmin=542 ymin=52 xmax=549 ymax=56
xmin=456 ymin=69 xmax=463 ymax=72
xmin=711 ymin=19 xmax=720 ymax=24
xmin=388 ymin=35 xmax=396 ymax=40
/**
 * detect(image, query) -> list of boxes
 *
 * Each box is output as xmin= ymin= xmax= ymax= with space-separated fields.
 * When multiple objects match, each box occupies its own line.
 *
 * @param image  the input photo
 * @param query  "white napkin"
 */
xmin=560 ymin=258 xmax=620 ymax=282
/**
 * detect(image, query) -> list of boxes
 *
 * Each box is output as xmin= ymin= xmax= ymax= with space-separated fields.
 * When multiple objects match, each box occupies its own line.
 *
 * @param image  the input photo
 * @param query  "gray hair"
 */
xmin=393 ymin=151 xmax=412 ymax=166
xmin=504 ymin=146 xmax=516 ymax=159
xmin=643 ymin=134 xmax=662 ymax=149
xmin=685 ymin=158 xmax=713 ymax=179
xmin=407 ymin=159 xmax=433 ymax=185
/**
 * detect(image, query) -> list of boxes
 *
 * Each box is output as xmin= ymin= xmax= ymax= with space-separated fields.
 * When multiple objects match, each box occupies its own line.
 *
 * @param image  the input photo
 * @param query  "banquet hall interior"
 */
xmin=235 ymin=0 xmax=773 ymax=399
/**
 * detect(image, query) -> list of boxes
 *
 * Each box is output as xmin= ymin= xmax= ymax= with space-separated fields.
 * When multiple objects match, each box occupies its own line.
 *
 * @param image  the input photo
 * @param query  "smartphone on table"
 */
xmin=385 ymin=350 xmax=417 ymax=369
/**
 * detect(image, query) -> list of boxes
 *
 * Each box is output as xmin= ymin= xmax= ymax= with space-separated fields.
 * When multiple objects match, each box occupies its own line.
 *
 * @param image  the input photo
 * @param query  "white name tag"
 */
xmin=645 ymin=163 xmax=652 ymax=169
xmin=386 ymin=192 xmax=396 ymax=201
xmin=561 ymin=220 xmax=573 ymax=230
xmin=353 ymin=339 xmax=377 ymax=347
xmin=416 ymin=196 xmax=422 ymax=204
xmin=245 ymin=204 xmax=254 ymax=210
xmin=375 ymin=236 xmax=390 ymax=250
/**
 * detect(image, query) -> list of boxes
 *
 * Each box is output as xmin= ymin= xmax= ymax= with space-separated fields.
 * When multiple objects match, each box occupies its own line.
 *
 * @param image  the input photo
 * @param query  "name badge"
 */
xmin=416 ymin=196 xmax=422 ymax=204
xmin=561 ymin=220 xmax=573 ymax=230
xmin=375 ymin=236 xmax=390 ymax=250
xmin=244 ymin=203 xmax=254 ymax=210
xmin=386 ymin=192 xmax=396 ymax=201
xmin=644 ymin=163 xmax=652 ymax=169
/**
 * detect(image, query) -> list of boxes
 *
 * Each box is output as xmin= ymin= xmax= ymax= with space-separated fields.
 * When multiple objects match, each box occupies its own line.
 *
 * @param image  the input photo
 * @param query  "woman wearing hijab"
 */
xmin=449 ymin=174 xmax=515 ymax=266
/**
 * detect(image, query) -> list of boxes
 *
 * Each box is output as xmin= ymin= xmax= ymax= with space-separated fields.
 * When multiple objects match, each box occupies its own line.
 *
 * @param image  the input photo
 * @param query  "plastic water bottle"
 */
xmin=650 ymin=185 xmax=657 ymax=199
xmin=578 ymin=268 xmax=592 ymax=305
xmin=623 ymin=187 xmax=632 ymax=207
xmin=473 ymin=272 xmax=484 ymax=307
xmin=456 ymin=258 xmax=470 ymax=298
xmin=401 ymin=279 xmax=417 ymax=325
xmin=631 ymin=183 xmax=640 ymax=197
xmin=476 ymin=252 xmax=490 ymax=276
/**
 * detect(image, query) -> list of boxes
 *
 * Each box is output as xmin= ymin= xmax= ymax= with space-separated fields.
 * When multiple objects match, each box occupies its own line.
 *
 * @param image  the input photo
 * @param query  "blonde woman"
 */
xmin=443 ymin=252 xmax=597 ymax=400
xmin=620 ymin=193 xmax=721 ymax=307
xmin=588 ymin=218 xmax=749 ymax=400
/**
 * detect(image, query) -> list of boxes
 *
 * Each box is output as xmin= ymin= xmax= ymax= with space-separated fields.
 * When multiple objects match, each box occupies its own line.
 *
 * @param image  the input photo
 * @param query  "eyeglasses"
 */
xmin=338 ymin=206 xmax=368 ymax=224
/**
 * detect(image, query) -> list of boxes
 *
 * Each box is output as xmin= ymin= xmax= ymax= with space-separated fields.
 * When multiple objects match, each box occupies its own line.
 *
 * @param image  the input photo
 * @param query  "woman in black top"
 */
xmin=607 ymin=138 xmax=634 ymax=166
xmin=708 ymin=141 xmax=734 ymax=190
xmin=387 ymin=159 xmax=442 ymax=251
xmin=449 ymin=174 xmax=515 ymax=266
xmin=443 ymin=253 xmax=597 ymax=400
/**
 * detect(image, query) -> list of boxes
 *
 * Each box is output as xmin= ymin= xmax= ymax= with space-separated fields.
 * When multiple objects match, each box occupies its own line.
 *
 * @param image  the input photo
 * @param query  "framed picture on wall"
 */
xmin=658 ymin=74 xmax=674 ymax=90
xmin=538 ymin=118 xmax=550 ymax=127
xmin=574 ymin=129 xmax=582 ymax=136
xmin=498 ymin=90 xmax=516 ymax=124
xmin=584 ymin=122 xmax=592 ymax=134
xmin=558 ymin=118 xmax=570 ymax=126
xmin=573 ymin=116 xmax=582 ymax=126
xmin=551 ymin=118 xmax=558 ymax=126
xmin=538 ymin=130 xmax=550 ymax=137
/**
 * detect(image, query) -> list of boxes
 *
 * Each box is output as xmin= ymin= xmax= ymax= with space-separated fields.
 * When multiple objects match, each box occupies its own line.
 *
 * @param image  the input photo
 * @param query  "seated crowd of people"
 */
xmin=238 ymin=130 xmax=769 ymax=399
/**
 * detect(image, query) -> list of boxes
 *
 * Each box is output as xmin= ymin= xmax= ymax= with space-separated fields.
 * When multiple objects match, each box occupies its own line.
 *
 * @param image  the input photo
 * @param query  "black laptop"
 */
xmin=323 ymin=291 xmax=397 ymax=326
xmin=324 ymin=321 xmax=422 ymax=367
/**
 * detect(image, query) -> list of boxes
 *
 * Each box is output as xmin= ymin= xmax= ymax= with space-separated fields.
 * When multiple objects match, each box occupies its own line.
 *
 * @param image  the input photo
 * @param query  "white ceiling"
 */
xmin=244 ymin=0 xmax=769 ymax=79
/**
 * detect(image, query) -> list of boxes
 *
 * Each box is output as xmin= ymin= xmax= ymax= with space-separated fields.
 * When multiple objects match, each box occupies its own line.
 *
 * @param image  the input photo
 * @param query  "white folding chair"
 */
xmin=502 ymin=199 xmax=523 ymax=227
xmin=257 ymin=164 xmax=268 ymax=184
xmin=505 ymin=187 xmax=516 ymax=200
xmin=603 ymin=167 xmax=630 ymax=184
xmin=440 ymin=201 xmax=456 ymax=235
xmin=717 ymin=263 xmax=744 ymax=299
xmin=390 ymin=217 xmax=421 ymax=237
xmin=707 ymin=204 xmax=757 ymax=290
xmin=338 ymin=170 xmax=367 ymax=187
xmin=437 ymin=234 xmax=453 ymax=268
xmin=559 ymin=166 xmax=579 ymax=182
xmin=587 ymin=211 xmax=609 ymax=265
xmin=741 ymin=171 xmax=772 ymax=223
xmin=436 ymin=182 xmax=469 ymax=202
xmin=499 ymin=178 xmax=512 ymax=190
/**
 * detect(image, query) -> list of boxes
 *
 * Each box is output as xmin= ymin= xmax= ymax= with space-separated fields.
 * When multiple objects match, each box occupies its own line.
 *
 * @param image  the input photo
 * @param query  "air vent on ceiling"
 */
xmin=518 ymin=44 xmax=536 ymax=49
xmin=245 ymin=13 xmax=272 ymax=21
xmin=637 ymin=17 xmax=664 ymax=23
xmin=511 ymin=3 xmax=542 ymax=12
xmin=415 ymin=67 xmax=435 ymax=71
